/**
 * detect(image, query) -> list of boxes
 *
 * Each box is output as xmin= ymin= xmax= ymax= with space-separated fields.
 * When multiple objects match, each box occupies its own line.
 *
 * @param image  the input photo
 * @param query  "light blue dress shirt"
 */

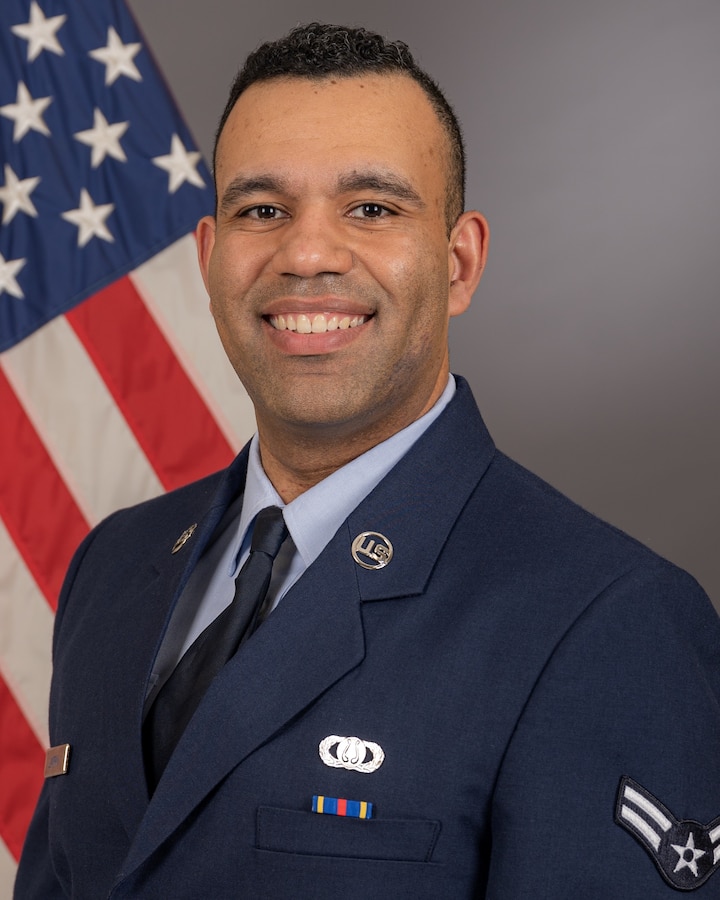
xmin=145 ymin=375 xmax=455 ymax=706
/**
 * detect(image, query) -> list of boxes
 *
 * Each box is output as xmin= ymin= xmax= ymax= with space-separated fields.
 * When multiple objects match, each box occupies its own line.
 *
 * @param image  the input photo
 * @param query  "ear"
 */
xmin=195 ymin=215 xmax=216 ymax=295
xmin=447 ymin=210 xmax=489 ymax=318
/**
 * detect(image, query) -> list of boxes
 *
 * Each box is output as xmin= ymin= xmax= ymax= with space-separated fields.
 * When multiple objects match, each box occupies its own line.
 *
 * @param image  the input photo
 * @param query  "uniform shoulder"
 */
xmin=490 ymin=450 xmax=667 ymax=560
xmin=476 ymin=450 xmax=714 ymax=614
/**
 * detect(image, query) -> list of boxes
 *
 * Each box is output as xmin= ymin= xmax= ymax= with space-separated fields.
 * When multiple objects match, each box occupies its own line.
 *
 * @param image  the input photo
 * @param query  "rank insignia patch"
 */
xmin=615 ymin=776 xmax=720 ymax=891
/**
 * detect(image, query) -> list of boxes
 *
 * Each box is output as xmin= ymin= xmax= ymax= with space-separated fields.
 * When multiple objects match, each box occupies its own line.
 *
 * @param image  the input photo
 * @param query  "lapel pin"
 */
xmin=171 ymin=523 xmax=197 ymax=554
xmin=351 ymin=532 xmax=393 ymax=570
xmin=44 ymin=743 xmax=71 ymax=778
xmin=319 ymin=734 xmax=385 ymax=773
xmin=313 ymin=795 xmax=373 ymax=819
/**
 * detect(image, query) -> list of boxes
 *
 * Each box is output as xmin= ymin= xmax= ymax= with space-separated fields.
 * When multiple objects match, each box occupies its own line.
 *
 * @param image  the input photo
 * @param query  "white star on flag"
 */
xmin=61 ymin=188 xmax=115 ymax=247
xmin=0 ymin=252 xmax=26 ymax=299
xmin=672 ymin=832 xmax=706 ymax=878
xmin=152 ymin=133 xmax=205 ymax=193
xmin=0 ymin=164 xmax=40 ymax=224
xmin=0 ymin=81 xmax=52 ymax=141
xmin=74 ymin=108 xmax=129 ymax=167
xmin=11 ymin=1 xmax=66 ymax=61
xmin=89 ymin=26 xmax=142 ymax=85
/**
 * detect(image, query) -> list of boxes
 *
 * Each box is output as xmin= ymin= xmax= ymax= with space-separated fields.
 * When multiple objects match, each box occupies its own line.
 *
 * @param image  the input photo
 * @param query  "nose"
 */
xmin=270 ymin=207 xmax=353 ymax=278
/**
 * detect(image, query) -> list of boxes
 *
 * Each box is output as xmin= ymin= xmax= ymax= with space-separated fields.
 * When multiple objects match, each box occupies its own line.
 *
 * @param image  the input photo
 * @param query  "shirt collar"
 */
xmin=233 ymin=374 xmax=456 ymax=573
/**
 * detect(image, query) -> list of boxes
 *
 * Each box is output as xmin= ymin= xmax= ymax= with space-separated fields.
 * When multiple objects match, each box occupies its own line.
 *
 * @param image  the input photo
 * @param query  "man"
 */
xmin=16 ymin=23 xmax=720 ymax=899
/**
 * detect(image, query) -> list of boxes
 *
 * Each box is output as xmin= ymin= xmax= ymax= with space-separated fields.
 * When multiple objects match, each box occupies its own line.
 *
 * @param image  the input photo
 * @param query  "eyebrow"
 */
xmin=218 ymin=174 xmax=288 ymax=214
xmin=336 ymin=171 xmax=425 ymax=208
xmin=218 ymin=169 xmax=426 ymax=216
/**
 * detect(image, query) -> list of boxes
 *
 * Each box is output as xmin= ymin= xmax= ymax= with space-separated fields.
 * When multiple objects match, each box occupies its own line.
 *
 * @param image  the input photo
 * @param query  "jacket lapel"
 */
xmin=108 ymin=451 xmax=251 ymax=837
xmin=347 ymin=377 xmax=495 ymax=603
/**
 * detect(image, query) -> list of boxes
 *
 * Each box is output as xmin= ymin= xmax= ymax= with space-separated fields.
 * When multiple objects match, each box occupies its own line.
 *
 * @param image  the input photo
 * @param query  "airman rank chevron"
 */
xmin=312 ymin=796 xmax=373 ymax=819
xmin=615 ymin=776 xmax=720 ymax=891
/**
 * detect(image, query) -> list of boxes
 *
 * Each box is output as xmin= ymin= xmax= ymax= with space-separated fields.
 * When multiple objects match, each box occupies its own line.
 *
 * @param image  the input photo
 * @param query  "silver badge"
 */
xmin=319 ymin=735 xmax=385 ymax=773
xmin=171 ymin=523 xmax=197 ymax=554
xmin=351 ymin=532 xmax=393 ymax=570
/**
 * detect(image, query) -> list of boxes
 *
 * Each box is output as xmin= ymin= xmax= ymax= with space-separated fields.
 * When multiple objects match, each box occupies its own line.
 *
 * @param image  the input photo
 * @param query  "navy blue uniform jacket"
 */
xmin=15 ymin=378 xmax=720 ymax=897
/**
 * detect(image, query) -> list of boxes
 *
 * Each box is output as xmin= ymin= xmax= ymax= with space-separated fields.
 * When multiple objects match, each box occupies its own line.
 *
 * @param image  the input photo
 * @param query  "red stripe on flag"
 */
xmin=0 ymin=676 xmax=44 ymax=861
xmin=0 ymin=369 xmax=90 ymax=609
xmin=67 ymin=278 xmax=235 ymax=490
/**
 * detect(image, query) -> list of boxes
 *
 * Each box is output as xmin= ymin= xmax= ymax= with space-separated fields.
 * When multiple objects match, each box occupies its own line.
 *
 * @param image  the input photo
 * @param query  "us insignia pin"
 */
xmin=171 ymin=523 xmax=197 ymax=554
xmin=615 ymin=776 xmax=720 ymax=890
xmin=351 ymin=532 xmax=393 ymax=570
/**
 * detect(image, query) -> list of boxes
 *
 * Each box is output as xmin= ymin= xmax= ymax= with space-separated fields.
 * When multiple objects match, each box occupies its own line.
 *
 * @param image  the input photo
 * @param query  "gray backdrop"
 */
xmin=127 ymin=0 xmax=720 ymax=609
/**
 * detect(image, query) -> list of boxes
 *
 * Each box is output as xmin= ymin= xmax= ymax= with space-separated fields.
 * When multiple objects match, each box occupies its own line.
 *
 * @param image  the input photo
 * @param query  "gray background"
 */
xmin=127 ymin=0 xmax=719 ymax=610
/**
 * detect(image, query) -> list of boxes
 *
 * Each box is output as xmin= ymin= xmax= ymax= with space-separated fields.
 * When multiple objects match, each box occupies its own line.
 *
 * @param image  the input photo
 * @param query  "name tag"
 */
xmin=44 ymin=743 xmax=71 ymax=778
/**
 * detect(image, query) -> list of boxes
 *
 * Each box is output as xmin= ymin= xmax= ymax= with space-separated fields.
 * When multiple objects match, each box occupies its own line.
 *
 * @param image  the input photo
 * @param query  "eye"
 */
xmin=241 ymin=205 xmax=288 ymax=220
xmin=348 ymin=203 xmax=393 ymax=219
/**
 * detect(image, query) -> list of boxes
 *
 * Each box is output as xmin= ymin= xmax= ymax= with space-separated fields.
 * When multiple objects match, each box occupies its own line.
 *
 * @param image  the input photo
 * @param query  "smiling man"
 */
xmin=16 ymin=23 xmax=720 ymax=900
xmin=198 ymin=70 xmax=485 ymax=499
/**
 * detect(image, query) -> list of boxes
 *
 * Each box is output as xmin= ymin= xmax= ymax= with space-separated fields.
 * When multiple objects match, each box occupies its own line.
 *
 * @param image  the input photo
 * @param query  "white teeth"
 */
xmin=311 ymin=314 xmax=327 ymax=333
xmin=269 ymin=313 xmax=367 ymax=333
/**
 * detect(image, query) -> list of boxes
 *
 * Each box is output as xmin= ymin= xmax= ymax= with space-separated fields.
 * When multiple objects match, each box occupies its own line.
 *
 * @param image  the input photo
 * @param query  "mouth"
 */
xmin=266 ymin=313 xmax=369 ymax=334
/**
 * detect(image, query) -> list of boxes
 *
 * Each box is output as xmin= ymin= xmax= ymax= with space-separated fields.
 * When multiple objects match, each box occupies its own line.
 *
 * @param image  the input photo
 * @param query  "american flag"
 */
xmin=0 ymin=0 xmax=254 ymax=888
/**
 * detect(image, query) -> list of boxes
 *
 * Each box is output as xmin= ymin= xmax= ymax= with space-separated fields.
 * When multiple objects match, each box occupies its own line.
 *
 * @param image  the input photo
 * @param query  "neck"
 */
xmin=256 ymin=425 xmax=392 ymax=504
xmin=256 ymin=380 xmax=449 ymax=503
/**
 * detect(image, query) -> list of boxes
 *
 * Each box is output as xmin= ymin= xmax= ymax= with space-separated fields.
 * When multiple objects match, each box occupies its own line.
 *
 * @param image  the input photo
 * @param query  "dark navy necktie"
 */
xmin=143 ymin=505 xmax=287 ymax=793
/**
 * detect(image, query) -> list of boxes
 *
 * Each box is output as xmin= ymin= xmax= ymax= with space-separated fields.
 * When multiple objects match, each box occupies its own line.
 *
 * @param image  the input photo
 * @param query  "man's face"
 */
xmin=197 ymin=74 xmax=485 ymax=450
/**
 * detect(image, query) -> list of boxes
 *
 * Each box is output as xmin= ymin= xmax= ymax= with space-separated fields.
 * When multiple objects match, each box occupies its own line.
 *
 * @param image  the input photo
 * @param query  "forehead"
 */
xmin=215 ymin=74 xmax=448 ymax=191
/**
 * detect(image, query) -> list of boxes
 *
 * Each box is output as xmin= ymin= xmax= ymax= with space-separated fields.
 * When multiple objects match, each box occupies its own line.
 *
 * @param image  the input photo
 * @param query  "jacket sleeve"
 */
xmin=13 ymin=783 xmax=67 ymax=899
xmin=13 ymin=520 xmax=117 ymax=899
xmin=485 ymin=562 xmax=720 ymax=898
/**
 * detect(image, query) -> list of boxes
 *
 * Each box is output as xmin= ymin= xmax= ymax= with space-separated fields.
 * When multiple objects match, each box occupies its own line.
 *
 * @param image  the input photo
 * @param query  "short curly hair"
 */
xmin=213 ymin=23 xmax=465 ymax=227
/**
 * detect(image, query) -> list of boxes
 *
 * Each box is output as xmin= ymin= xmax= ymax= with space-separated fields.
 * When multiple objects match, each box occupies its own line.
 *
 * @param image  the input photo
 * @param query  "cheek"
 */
xmin=368 ymin=232 xmax=448 ymax=290
xmin=388 ymin=237 xmax=449 ymax=313
xmin=207 ymin=241 xmax=255 ymax=312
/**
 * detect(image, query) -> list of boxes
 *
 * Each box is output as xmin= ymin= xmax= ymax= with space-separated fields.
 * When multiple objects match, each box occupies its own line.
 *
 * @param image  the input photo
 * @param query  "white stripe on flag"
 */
xmin=1 ymin=316 xmax=164 ymax=526
xmin=0 ymin=838 xmax=16 ymax=900
xmin=0 ymin=518 xmax=52 ymax=747
xmin=131 ymin=234 xmax=256 ymax=452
